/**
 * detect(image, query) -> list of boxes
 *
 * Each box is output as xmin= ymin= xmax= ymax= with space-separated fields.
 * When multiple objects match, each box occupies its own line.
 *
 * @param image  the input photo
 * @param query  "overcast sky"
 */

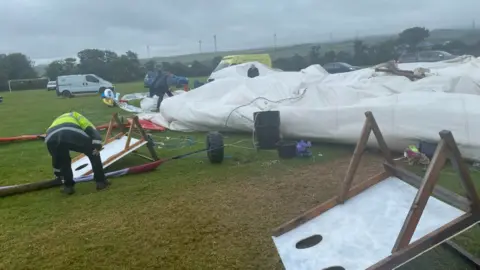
xmin=1 ymin=0 xmax=479 ymax=65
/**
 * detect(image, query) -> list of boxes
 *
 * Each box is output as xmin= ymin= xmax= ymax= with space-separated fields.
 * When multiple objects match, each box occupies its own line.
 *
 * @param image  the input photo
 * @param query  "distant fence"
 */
xmin=0 ymin=87 xmax=47 ymax=92
xmin=0 ymin=78 xmax=49 ymax=92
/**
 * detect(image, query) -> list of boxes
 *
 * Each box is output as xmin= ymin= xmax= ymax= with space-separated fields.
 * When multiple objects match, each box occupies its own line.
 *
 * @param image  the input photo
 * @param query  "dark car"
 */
xmin=397 ymin=50 xmax=456 ymax=63
xmin=144 ymin=71 xmax=189 ymax=88
xmin=323 ymin=62 xmax=361 ymax=74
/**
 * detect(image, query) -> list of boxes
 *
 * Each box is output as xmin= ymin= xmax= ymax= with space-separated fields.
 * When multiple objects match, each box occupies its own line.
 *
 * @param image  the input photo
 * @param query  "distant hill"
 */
xmin=140 ymin=35 xmax=391 ymax=65
xmin=35 ymin=28 xmax=480 ymax=75
xmin=143 ymin=29 xmax=480 ymax=64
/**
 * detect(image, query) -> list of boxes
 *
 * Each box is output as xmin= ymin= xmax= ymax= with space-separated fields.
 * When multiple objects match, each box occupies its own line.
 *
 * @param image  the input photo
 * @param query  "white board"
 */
xmin=272 ymin=177 xmax=466 ymax=270
xmin=71 ymin=136 xmax=147 ymax=178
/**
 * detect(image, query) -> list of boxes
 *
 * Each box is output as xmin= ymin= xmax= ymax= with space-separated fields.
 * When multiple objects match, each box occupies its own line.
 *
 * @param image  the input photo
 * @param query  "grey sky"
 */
xmin=0 ymin=0 xmax=479 ymax=64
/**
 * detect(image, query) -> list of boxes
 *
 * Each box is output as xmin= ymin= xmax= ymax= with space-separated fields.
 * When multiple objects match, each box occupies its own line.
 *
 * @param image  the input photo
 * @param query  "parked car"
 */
xmin=397 ymin=50 xmax=456 ymax=63
xmin=46 ymin=80 xmax=57 ymax=91
xmin=144 ymin=71 xmax=189 ymax=89
xmin=56 ymin=74 xmax=114 ymax=98
xmin=323 ymin=62 xmax=361 ymax=74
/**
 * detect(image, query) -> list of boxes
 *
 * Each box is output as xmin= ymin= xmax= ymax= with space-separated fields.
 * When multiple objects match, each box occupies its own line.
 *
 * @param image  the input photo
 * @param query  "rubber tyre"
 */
xmin=206 ymin=131 xmax=224 ymax=164
xmin=62 ymin=90 xmax=72 ymax=98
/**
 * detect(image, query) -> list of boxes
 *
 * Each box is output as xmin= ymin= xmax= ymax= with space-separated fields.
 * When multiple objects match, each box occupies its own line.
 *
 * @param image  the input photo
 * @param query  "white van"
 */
xmin=56 ymin=74 xmax=114 ymax=98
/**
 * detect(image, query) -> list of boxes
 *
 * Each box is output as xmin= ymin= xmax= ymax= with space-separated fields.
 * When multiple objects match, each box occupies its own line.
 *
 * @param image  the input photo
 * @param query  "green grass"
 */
xmin=0 ymin=81 xmax=479 ymax=269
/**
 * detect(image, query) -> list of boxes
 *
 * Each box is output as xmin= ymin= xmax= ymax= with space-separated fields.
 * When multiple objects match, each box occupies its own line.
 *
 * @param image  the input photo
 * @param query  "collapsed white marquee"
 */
xmin=138 ymin=57 xmax=480 ymax=160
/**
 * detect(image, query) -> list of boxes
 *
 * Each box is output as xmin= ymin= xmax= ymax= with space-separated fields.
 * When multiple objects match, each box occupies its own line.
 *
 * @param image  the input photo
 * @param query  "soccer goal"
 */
xmin=7 ymin=77 xmax=49 ymax=92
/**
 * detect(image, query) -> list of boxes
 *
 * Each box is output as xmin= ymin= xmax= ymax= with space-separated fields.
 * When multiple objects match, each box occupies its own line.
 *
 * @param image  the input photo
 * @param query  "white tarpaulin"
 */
xmin=140 ymin=57 xmax=480 ymax=160
xmin=118 ymin=90 xmax=187 ymax=113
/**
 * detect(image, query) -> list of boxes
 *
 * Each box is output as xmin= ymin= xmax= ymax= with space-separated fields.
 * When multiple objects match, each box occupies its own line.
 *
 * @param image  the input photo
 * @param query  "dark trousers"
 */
xmin=151 ymin=88 xmax=174 ymax=110
xmin=47 ymin=140 xmax=106 ymax=187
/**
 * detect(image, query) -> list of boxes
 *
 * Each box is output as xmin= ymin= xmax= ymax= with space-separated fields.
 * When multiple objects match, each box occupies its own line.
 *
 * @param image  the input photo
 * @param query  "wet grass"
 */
xmin=0 ymin=82 xmax=479 ymax=269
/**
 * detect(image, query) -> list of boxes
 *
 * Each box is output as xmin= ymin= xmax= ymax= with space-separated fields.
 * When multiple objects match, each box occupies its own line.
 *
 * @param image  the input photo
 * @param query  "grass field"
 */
xmin=0 ymin=81 xmax=480 ymax=269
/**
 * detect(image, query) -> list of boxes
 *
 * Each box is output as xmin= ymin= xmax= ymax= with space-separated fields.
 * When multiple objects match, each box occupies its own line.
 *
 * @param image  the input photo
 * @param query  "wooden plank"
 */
xmin=73 ymin=115 xmax=121 ymax=163
xmin=132 ymin=116 xmax=159 ymax=160
xmin=272 ymin=171 xmax=390 ymax=237
xmin=132 ymin=151 xmax=156 ymax=162
xmin=125 ymin=119 xmax=135 ymax=149
xmin=443 ymin=240 xmax=480 ymax=268
xmin=104 ymin=132 xmax=125 ymax=144
xmin=392 ymin=140 xmax=448 ymax=252
xmin=365 ymin=111 xmax=395 ymax=165
xmin=71 ymin=153 xmax=86 ymax=163
xmin=368 ymin=213 xmax=478 ymax=270
xmin=83 ymin=139 xmax=145 ymax=176
xmin=73 ymin=132 xmax=126 ymax=164
xmin=113 ymin=113 xmax=127 ymax=133
xmin=384 ymin=162 xmax=470 ymax=212
xmin=104 ymin=118 xmax=114 ymax=144
xmin=337 ymin=117 xmax=372 ymax=203
xmin=440 ymin=130 xmax=480 ymax=213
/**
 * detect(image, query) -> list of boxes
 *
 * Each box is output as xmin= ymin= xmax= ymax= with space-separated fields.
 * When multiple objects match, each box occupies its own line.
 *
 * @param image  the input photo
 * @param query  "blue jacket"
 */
xmin=146 ymin=71 xmax=168 ymax=91
xmin=145 ymin=71 xmax=189 ymax=88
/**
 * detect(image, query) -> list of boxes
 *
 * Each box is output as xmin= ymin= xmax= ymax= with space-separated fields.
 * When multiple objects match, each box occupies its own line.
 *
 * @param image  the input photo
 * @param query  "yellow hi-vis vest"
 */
xmin=48 ymin=111 xmax=95 ymax=131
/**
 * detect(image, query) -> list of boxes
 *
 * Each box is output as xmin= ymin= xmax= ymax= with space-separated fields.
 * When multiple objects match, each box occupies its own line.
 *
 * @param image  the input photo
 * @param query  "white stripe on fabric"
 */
xmin=53 ymin=168 xmax=61 ymax=172
xmin=92 ymin=140 xmax=102 ymax=144
xmin=45 ymin=126 xmax=89 ymax=143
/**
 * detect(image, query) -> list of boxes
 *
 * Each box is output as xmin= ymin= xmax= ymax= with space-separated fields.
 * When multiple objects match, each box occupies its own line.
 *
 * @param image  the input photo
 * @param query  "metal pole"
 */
xmin=274 ymin=33 xmax=277 ymax=52
xmin=213 ymin=35 xmax=217 ymax=53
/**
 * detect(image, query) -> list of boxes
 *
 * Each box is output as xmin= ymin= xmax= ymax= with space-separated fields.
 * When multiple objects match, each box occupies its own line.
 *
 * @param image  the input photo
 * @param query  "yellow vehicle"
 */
xmin=207 ymin=54 xmax=272 ymax=82
xmin=212 ymin=54 xmax=272 ymax=73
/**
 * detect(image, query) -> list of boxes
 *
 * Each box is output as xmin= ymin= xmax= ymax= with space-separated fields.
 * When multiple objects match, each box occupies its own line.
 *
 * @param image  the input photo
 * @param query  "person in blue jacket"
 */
xmin=146 ymin=64 xmax=173 ymax=112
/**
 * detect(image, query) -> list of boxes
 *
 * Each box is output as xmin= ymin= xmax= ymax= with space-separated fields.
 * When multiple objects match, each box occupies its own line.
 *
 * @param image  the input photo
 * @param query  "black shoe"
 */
xmin=62 ymin=186 xmax=75 ymax=195
xmin=96 ymin=180 xmax=111 ymax=191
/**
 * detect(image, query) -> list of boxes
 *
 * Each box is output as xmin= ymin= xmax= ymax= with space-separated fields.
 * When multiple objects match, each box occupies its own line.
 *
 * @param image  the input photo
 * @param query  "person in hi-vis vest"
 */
xmin=44 ymin=111 xmax=110 ymax=195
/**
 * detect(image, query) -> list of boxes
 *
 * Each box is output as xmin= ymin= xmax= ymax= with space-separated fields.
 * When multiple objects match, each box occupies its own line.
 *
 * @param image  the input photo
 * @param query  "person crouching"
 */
xmin=44 ymin=111 xmax=110 ymax=195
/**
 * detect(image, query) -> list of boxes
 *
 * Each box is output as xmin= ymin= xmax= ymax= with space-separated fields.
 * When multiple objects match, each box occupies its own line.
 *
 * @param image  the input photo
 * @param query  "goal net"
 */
xmin=7 ymin=77 xmax=49 ymax=92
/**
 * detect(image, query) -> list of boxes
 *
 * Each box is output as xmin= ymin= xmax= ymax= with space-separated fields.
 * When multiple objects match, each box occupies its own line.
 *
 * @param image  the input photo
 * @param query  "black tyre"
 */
xmin=206 ymin=131 xmax=224 ymax=164
xmin=62 ymin=90 xmax=72 ymax=98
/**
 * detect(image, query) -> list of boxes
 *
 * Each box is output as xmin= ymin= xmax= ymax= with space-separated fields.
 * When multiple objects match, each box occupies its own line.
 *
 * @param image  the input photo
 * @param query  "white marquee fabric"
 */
xmin=139 ymin=57 xmax=480 ymax=160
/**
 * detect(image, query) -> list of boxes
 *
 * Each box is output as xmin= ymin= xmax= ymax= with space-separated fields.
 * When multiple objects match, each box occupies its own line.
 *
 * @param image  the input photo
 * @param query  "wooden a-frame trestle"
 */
xmin=71 ymin=113 xmax=159 ymax=176
xmin=272 ymin=111 xmax=480 ymax=269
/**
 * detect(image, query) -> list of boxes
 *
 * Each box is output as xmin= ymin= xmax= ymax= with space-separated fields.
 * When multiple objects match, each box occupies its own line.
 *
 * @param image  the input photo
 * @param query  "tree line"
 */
xmin=274 ymin=27 xmax=480 ymax=71
xmin=44 ymin=51 xmax=223 ymax=85
xmin=1 ymin=26 xmax=480 ymax=91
